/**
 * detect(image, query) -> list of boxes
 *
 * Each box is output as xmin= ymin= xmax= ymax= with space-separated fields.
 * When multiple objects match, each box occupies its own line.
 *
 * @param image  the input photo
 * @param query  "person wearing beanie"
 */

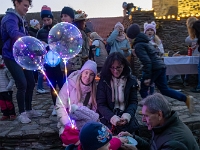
xmin=37 ymin=5 xmax=65 ymax=116
xmin=40 ymin=5 xmax=53 ymax=19
xmin=56 ymin=60 xmax=98 ymax=137
xmin=64 ymin=122 xmax=127 ymax=150
xmin=127 ymin=23 xmax=194 ymax=113
xmin=96 ymin=52 xmax=140 ymax=135
xmin=144 ymin=21 xmax=164 ymax=55
xmin=74 ymin=10 xmax=90 ymax=68
xmin=29 ymin=19 xmax=40 ymax=37
xmin=79 ymin=122 xmax=112 ymax=150
xmin=1 ymin=0 xmax=41 ymax=124
xmin=107 ymin=22 xmax=131 ymax=58
xmin=90 ymin=32 xmax=108 ymax=72
xmin=61 ymin=6 xmax=75 ymax=23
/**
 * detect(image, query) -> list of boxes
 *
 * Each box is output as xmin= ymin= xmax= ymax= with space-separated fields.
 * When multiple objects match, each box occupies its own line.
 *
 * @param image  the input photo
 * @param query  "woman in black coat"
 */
xmin=96 ymin=52 xmax=139 ymax=135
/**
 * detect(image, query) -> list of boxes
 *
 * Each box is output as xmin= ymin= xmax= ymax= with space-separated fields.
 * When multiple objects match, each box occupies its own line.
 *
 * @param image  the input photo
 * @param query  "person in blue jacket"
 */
xmin=107 ymin=22 xmax=131 ymax=57
xmin=1 ymin=0 xmax=41 ymax=124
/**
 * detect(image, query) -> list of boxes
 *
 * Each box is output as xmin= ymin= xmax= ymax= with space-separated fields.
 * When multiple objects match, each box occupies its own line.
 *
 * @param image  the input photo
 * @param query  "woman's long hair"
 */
xmin=186 ymin=17 xmax=198 ymax=39
xmin=75 ymin=73 xmax=97 ymax=109
xmin=101 ymin=52 xmax=131 ymax=80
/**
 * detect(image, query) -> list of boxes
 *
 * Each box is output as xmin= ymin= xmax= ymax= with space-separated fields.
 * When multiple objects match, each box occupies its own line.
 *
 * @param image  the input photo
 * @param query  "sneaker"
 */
xmin=186 ymin=96 xmax=194 ymax=114
xmin=190 ymin=88 xmax=200 ymax=93
xmin=37 ymin=89 xmax=45 ymax=94
xmin=52 ymin=107 xmax=57 ymax=116
xmin=0 ymin=116 xmax=10 ymax=121
xmin=10 ymin=115 xmax=16 ymax=121
xmin=138 ymin=111 xmax=142 ymax=115
xmin=41 ymin=89 xmax=48 ymax=93
xmin=26 ymin=109 xmax=42 ymax=118
xmin=18 ymin=112 xmax=31 ymax=124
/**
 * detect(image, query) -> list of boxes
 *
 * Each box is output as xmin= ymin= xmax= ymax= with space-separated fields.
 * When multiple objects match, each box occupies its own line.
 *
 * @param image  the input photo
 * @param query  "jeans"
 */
xmin=197 ymin=56 xmax=200 ymax=89
xmin=141 ymin=71 xmax=154 ymax=95
xmin=45 ymin=64 xmax=64 ymax=105
xmin=4 ymin=58 xmax=35 ymax=113
xmin=140 ymin=68 xmax=187 ymax=102
xmin=37 ymin=71 xmax=44 ymax=90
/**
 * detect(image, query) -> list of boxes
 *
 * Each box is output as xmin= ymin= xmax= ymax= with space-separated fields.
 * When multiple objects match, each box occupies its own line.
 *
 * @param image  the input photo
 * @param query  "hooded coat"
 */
xmin=133 ymin=33 xmax=165 ymax=80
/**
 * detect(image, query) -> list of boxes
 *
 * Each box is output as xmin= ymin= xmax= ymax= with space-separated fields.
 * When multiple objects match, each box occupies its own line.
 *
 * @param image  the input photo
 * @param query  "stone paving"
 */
xmin=0 ymin=83 xmax=200 ymax=149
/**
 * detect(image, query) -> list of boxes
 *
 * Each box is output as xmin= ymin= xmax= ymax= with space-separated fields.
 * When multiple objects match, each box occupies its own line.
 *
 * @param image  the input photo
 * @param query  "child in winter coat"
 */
xmin=65 ymin=121 xmax=128 ymax=150
xmin=0 ymin=55 xmax=16 ymax=120
xmin=144 ymin=21 xmax=164 ymax=56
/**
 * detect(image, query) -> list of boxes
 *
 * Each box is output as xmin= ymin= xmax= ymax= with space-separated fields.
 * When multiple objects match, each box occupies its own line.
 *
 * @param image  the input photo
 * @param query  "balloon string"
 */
xmin=63 ymin=58 xmax=72 ymax=113
xmin=39 ymin=67 xmax=75 ymax=128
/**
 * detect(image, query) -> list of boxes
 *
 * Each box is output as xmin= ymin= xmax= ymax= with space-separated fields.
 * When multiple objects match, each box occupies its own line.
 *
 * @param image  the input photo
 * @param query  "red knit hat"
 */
xmin=40 ymin=5 xmax=53 ymax=19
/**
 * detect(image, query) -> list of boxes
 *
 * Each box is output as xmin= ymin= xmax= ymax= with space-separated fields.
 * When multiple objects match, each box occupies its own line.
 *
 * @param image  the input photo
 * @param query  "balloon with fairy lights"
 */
xmin=13 ymin=36 xmax=46 ymax=70
xmin=44 ymin=50 xmax=61 ymax=67
xmin=48 ymin=22 xmax=83 ymax=60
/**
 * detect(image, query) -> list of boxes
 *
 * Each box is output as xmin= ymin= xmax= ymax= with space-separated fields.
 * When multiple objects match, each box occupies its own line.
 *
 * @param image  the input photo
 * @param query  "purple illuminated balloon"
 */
xmin=48 ymin=22 xmax=83 ymax=60
xmin=13 ymin=36 xmax=46 ymax=70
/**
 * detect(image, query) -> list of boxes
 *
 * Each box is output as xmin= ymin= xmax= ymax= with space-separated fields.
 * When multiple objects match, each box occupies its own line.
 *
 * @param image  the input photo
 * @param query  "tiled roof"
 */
xmin=86 ymin=16 xmax=124 ymax=39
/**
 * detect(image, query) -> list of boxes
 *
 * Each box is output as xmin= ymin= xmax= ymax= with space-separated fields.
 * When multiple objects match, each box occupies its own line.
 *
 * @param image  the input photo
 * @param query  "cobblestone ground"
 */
xmin=0 ymin=83 xmax=200 ymax=149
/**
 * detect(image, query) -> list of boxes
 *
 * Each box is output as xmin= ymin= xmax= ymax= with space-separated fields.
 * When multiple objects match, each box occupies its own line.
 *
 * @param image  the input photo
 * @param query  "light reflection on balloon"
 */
xmin=13 ymin=36 xmax=46 ymax=70
xmin=44 ymin=50 xmax=60 ymax=67
xmin=48 ymin=22 xmax=83 ymax=60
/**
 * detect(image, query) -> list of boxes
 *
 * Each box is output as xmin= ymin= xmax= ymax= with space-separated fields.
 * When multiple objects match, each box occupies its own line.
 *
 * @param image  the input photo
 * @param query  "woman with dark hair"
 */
xmin=96 ymin=52 xmax=139 ymax=135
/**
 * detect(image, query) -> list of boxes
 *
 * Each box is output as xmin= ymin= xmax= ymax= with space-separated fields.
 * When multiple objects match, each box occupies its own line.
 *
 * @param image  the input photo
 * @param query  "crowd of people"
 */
xmin=0 ymin=0 xmax=200 ymax=149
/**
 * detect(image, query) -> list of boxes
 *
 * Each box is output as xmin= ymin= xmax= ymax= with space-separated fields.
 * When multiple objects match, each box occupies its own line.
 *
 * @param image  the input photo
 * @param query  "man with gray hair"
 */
xmin=141 ymin=93 xmax=199 ymax=150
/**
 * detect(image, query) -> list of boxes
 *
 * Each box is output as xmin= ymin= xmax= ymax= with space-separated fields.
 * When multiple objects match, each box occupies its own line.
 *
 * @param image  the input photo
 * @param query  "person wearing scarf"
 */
xmin=96 ymin=52 xmax=139 ymax=135
xmin=107 ymin=22 xmax=131 ymax=57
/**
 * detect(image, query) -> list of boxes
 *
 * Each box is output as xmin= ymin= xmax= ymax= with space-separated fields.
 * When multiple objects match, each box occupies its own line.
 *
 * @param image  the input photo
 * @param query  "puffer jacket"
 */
xmin=0 ymin=66 xmax=15 ymax=92
xmin=1 ymin=8 xmax=29 ymax=60
xmin=133 ymin=33 xmax=165 ymax=79
xmin=36 ymin=25 xmax=52 ymax=44
xmin=28 ymin=26 xmax=38 ymax=38
xmin=96 ymin=73 xmax=138 ymax=128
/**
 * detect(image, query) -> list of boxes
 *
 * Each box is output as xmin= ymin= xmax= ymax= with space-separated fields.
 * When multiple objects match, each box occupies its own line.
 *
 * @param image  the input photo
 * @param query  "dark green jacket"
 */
xmin=137 ymin=111 xmax=199 ymax=150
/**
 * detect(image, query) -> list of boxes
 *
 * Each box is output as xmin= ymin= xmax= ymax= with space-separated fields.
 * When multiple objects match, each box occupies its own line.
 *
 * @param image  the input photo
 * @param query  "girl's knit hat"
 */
xmin=144 ymin=21 xmax=156 ymax=34
xmin=40 ymin=5 xmax=53 ymax=19
xmin=30 ymin=19 xmax=39 ymax=27
xmin=80 ymin=60 xmax=97 ymax=75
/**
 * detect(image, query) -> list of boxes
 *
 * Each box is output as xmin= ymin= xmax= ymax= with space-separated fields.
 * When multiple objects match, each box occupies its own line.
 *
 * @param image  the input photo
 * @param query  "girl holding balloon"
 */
xmin=56 ymin=60 xmax=98 ymax=137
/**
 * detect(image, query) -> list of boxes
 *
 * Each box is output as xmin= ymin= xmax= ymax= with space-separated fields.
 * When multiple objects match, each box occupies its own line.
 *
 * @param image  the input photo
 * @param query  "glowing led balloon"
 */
xmin=48 ymin=22 xmax=83 ymax=60
xmin=13 ymin=36 xmax=46 ymax=70
xmin=44 ymin=50 xmax=61 ymax=67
